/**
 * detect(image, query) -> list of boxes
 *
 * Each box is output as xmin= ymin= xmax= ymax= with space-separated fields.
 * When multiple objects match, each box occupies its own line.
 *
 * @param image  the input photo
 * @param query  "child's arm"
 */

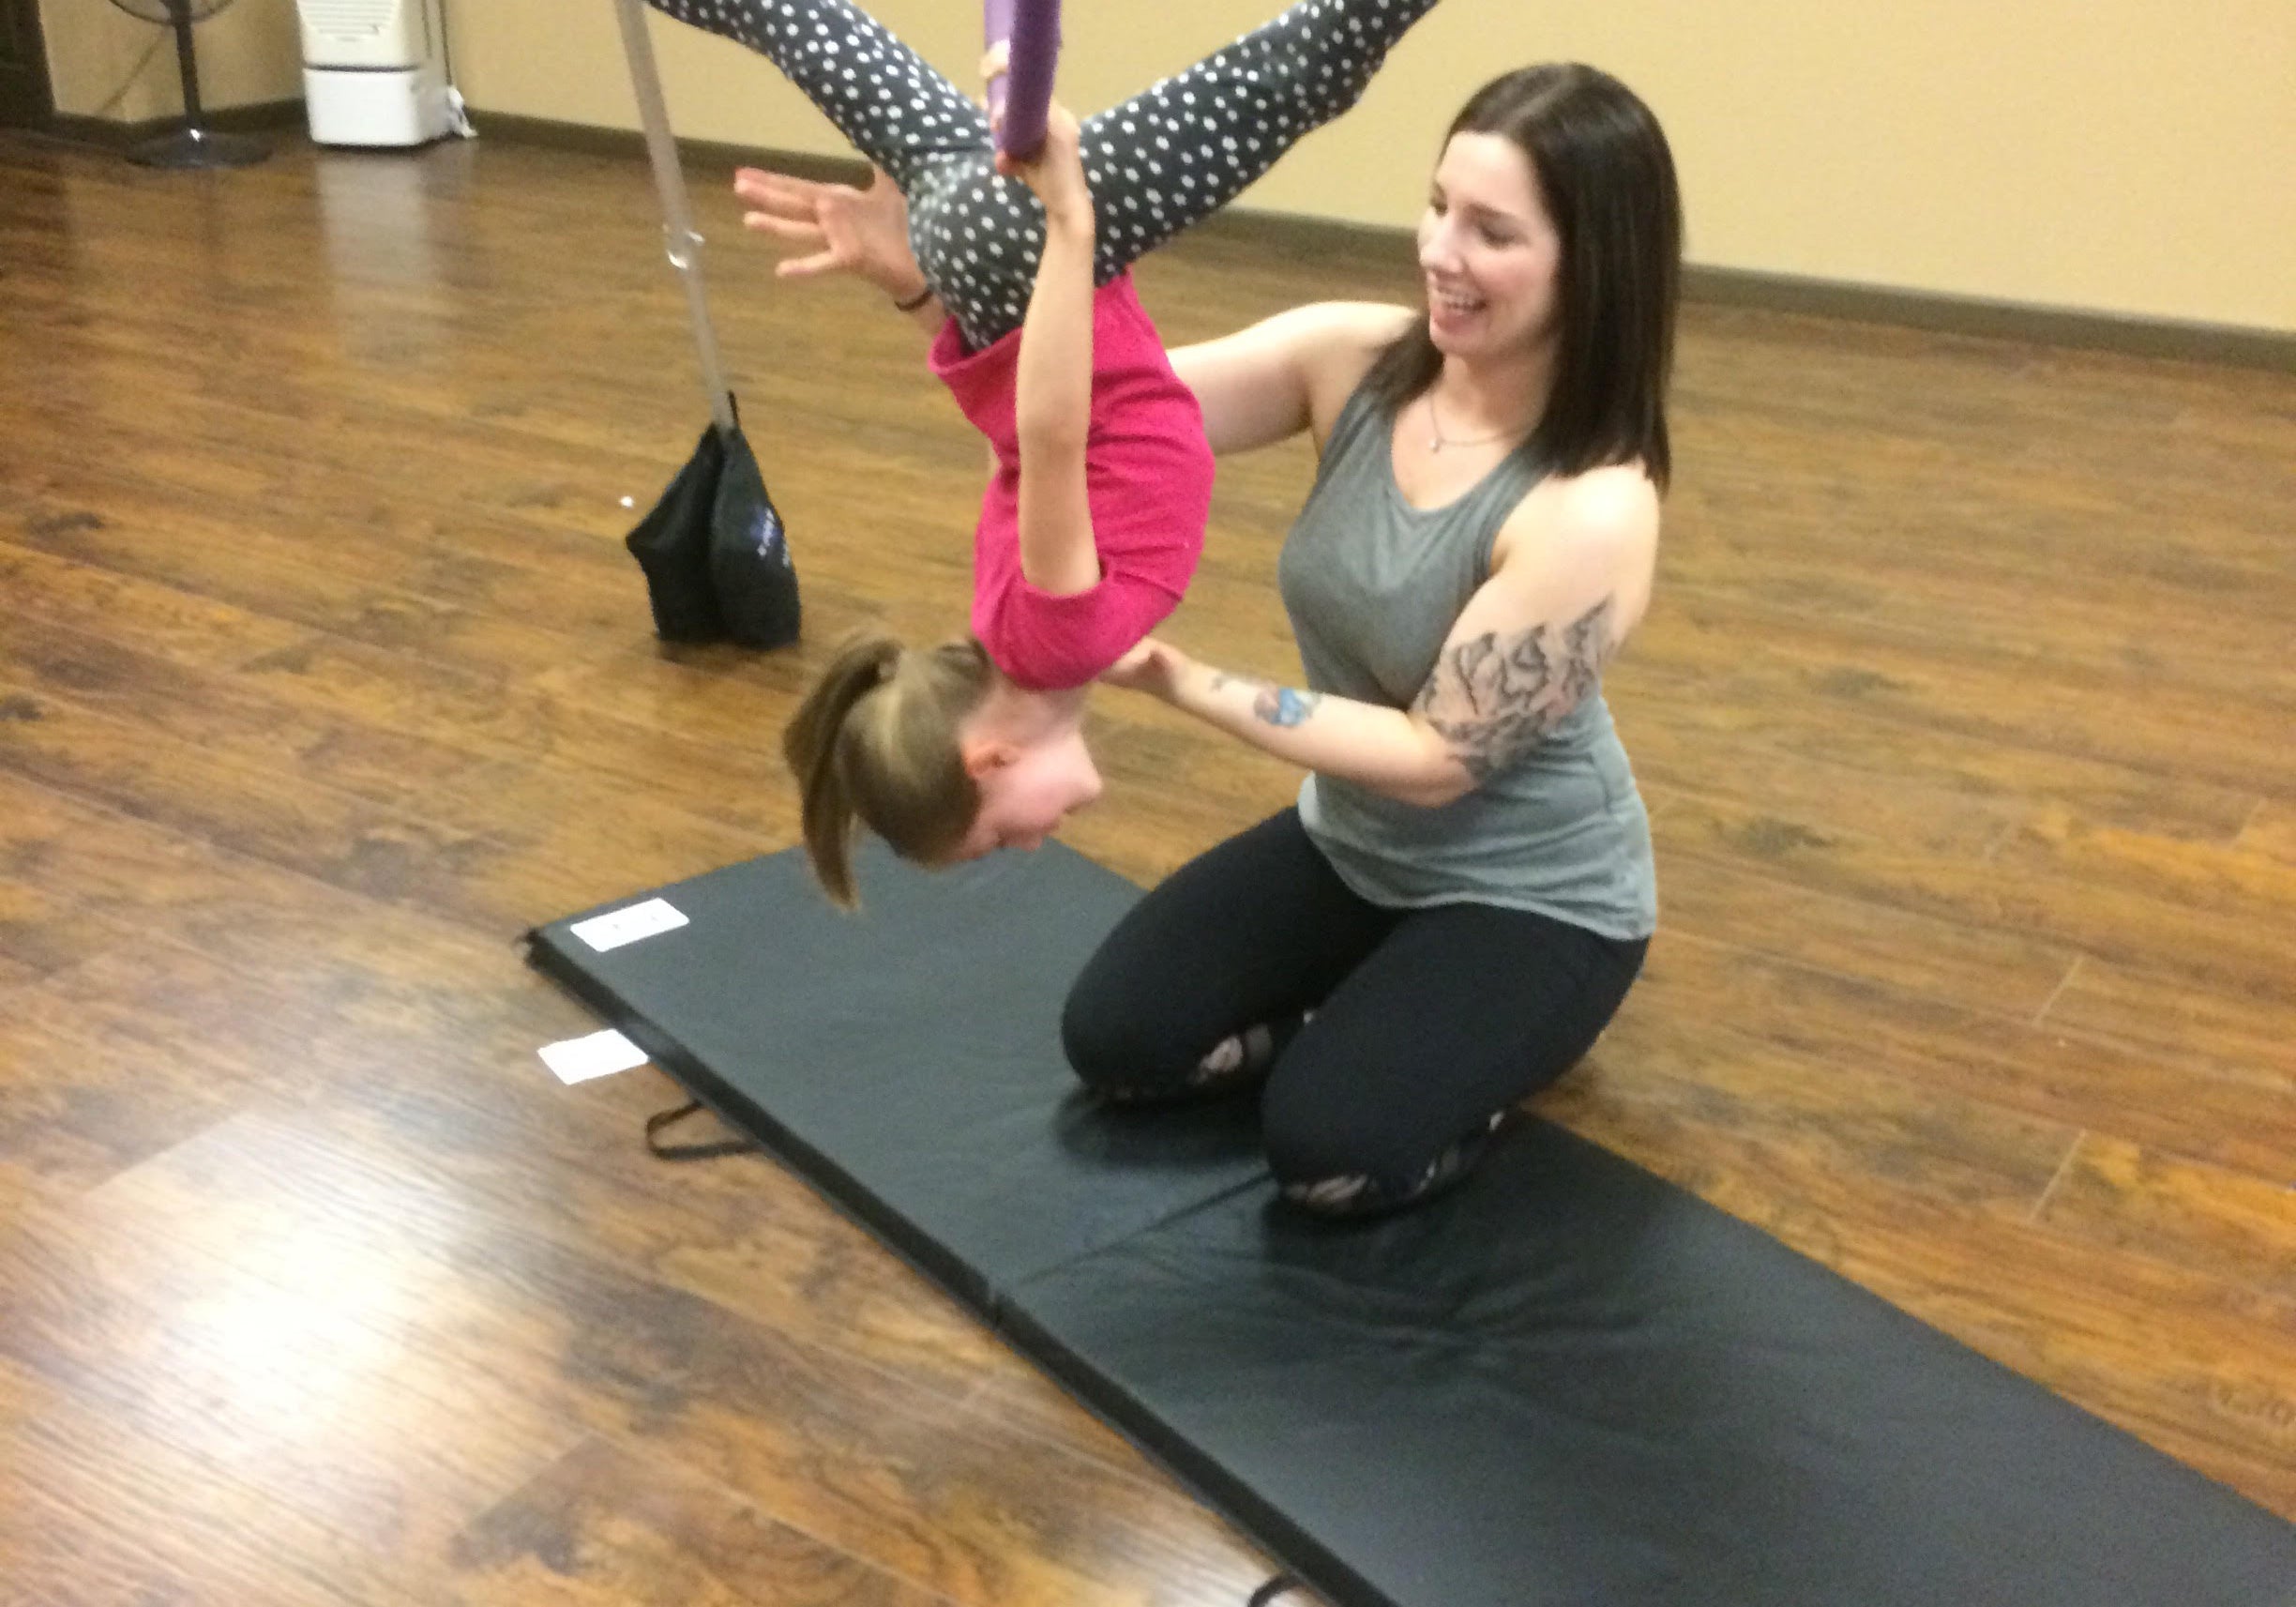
xmin=998 ymin=97 xmax=1100 ymax=598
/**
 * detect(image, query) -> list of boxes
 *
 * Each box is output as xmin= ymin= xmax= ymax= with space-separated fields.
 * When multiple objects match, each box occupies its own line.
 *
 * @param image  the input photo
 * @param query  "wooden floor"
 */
xmin=1 ymin=128 xmax=2291 ymax=1605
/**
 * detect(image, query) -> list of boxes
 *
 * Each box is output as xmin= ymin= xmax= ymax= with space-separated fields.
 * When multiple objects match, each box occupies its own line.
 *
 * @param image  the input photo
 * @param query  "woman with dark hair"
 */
xmin=744 ymin=58 xmax=1684 ymax=1214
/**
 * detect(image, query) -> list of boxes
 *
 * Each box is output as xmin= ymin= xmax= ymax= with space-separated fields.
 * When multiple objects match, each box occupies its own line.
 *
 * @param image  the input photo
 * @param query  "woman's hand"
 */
xmin=732 ymin=163 xmax=925 ymax=302
xmin=1098 ymin=638 xmax=1191 ymax=700
xmin=1102 ymin=641 xmax=1470 ymax=809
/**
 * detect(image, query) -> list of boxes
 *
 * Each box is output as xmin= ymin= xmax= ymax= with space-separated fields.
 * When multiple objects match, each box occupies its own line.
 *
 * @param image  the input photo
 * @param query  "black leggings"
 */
xmin=643 ymin=0 xmax=1440 ymax=348
xmin=1062 ymin=810 xmax=1649 ymax=1213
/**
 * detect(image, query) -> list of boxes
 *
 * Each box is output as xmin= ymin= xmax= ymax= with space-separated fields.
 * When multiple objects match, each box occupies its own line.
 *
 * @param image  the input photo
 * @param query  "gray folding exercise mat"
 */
xmin=526 ymin=842 xmax=2296 ymax=1607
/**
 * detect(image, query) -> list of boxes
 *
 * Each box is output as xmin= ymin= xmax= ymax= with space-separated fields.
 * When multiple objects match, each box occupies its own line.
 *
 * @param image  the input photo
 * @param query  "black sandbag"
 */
xmin=623 ymin=406 xmax=800 ymax=650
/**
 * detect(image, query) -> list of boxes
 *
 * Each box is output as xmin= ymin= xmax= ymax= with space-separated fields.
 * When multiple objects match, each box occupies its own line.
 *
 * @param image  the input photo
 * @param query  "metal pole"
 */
xmin=612 ymin=0 xmax=738 ymax=436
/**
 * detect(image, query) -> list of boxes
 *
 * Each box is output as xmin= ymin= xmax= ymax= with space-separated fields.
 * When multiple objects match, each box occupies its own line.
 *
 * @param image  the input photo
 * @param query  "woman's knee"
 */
xmin=1063 ymin=974 xmax=1301 ymax=1103
xmin=1261 ymin=1104 xmax=1402 ymax=1204
xmin=1058 ymin=983 xmax=1144 ymax=1090
xmin=1262 ymin=1084 xmax=1504 ymax=1218
xmin=1058 ymin=957 xmax=1200 ymax=1095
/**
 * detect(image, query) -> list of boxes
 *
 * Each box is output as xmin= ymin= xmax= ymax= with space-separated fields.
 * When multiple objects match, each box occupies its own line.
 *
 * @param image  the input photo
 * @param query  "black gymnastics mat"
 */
xmin=527 ymin=842 xmax=2296 ymax=1607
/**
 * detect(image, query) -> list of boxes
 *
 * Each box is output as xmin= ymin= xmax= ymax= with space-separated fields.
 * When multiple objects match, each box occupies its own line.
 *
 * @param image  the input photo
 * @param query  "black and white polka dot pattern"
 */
xmin=647 ymin=0 xmax=1439 ymax=350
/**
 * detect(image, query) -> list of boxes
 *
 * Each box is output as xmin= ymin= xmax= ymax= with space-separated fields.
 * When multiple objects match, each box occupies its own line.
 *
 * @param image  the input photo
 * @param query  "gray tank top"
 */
xmin=1276 ymin=385 xmax=1658 ymax=940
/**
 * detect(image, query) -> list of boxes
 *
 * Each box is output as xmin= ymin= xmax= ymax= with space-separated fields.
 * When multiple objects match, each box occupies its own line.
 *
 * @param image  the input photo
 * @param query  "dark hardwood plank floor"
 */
xmin=2 ymin=129 xmax=2291 ymax=1604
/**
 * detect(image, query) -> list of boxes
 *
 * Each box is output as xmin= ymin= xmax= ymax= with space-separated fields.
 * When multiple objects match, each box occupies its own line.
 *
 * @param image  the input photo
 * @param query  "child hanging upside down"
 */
xmin=640 ymin=0 xmax=1442 ymax=902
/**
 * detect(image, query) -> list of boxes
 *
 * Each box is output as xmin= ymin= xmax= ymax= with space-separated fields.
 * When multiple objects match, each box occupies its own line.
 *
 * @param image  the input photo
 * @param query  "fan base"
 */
xmin=128 ymin=126 xmax=272 ymax=170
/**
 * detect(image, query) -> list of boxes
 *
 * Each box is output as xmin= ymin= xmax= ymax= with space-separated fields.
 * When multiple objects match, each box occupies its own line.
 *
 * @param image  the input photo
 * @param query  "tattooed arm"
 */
xmin=1100 ymin=467 xmax=1658 ymax=805
xmin=1411 ymin=599 xmax=1616 ymax=785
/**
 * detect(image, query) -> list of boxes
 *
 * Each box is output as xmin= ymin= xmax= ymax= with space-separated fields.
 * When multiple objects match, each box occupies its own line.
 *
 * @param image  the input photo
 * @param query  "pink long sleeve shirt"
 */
xmin=929 ymin=271 xmax=1215 ymax=691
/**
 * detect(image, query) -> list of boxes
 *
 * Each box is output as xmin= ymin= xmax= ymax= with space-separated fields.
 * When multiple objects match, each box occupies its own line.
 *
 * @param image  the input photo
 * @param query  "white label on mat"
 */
xmin=539 ymin=1028 xmax=650 ymax=1084
xmin=568 ymin=898 xmax=688 ymax=953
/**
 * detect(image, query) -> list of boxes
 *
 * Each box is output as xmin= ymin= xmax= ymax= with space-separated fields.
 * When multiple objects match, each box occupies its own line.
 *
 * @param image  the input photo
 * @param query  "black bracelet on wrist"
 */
xmin=892 ymin=284 xmax=934 ymax=313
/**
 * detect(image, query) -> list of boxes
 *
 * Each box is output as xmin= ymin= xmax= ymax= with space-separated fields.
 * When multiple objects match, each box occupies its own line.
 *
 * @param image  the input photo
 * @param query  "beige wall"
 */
xmin=448 ymin=0 xmax=2294 ymax=332
xmin=41 ymin=0 xmax=299 ymax=125
xmin=39 ymin=0 xmax=2294 ymax=331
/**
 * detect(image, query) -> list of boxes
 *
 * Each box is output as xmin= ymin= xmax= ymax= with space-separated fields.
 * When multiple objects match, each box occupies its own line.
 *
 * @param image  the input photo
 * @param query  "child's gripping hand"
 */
xmin=998 ymin=101 xmax=1090 ymax=227
xmin=979 ymin=43 xmax=1091 ymax=228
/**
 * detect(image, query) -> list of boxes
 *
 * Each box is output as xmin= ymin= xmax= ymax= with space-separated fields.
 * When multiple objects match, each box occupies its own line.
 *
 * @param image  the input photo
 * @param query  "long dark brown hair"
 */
xmin=1362 ymin=64 xmax=1683 ymax=490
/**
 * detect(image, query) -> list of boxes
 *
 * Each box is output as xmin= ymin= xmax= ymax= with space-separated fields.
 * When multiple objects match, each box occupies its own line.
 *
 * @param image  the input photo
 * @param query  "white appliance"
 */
xmin=298 ymin=0 xmax=466 ymax=147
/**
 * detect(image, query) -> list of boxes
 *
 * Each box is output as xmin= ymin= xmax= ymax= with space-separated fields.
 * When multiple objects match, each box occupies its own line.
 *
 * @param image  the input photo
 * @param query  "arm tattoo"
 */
xmin=1412 ymin=599 xmax=1616 ymax=782
xmin=1211 ymin=672 xmax=1324 ymax=729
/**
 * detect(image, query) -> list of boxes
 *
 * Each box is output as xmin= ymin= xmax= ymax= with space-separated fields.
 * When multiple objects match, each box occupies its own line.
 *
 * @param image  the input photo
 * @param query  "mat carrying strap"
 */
xmin=644 ymin=1099 xmax=761 ymax=1162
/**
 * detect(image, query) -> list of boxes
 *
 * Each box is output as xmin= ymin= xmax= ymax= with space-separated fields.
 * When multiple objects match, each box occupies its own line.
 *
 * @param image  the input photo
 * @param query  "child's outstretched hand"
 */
xmin=980 ymin=43 xmax=1091 ymax=227
xmin=733 ymin=162 xmax=920 ymax=299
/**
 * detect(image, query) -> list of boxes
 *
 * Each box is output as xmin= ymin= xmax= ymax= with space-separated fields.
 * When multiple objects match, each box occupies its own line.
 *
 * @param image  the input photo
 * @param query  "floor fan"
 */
xmin=107 ymin=0 xmax=271 ymax=168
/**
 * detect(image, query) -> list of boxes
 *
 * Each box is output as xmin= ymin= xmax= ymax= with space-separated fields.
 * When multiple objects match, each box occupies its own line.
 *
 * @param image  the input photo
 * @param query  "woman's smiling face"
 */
xmin=1417 ymin=130 xmax=1563 ymax=362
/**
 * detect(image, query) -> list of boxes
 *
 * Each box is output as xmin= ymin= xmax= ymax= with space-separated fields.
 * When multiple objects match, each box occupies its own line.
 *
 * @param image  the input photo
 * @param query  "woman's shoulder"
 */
xmin=1299 ymin=300 xmax=1422 ymax=341
xmin=1504 ymin=462 xmax=1660 ymax=552
xmin=1298 ymin=299 xmax=1419 ymax=371
xmin=1284 ymin=302 xmax=1418 ymax=441
xmin=1165 ymin=302 xmax=1418 ymax=458
xmin=1491 ymin=462 xmax=1662 ymax=610
xmin=1220 ymin=299 xmax=1414 ymax=377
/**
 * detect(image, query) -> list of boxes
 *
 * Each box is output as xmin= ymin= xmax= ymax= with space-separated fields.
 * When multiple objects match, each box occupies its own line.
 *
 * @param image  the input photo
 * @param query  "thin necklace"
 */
xmin=1425 ymin=387 xmax=1531 ymax=454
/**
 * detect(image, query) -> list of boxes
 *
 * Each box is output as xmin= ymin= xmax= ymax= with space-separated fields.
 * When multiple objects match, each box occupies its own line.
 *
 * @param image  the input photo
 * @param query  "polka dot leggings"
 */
xmin=644 ymin=0 xmax=1442 ymax=350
